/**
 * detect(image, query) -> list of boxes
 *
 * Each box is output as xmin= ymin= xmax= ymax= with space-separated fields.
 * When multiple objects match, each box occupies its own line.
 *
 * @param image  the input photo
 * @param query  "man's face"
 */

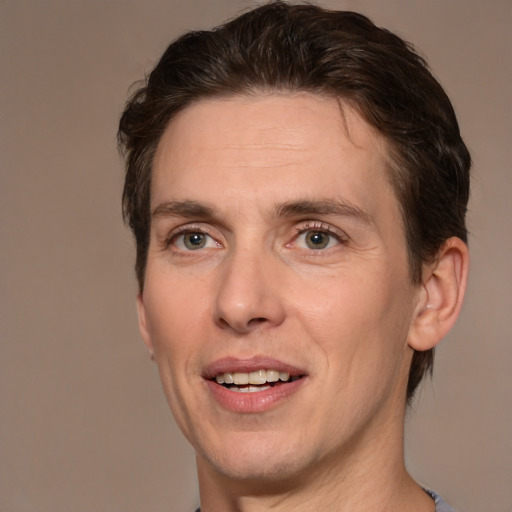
xmin=138 ymin=93 xmax=422 ymax=481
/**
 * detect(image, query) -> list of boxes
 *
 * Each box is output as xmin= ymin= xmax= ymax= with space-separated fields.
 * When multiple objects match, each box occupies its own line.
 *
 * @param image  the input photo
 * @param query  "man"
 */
xmin=118 ymin=2 xmax=470 ymax=511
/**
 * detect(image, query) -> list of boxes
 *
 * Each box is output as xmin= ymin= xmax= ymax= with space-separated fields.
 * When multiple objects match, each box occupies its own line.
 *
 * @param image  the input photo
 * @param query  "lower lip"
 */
xmin=205 ymin=378 xmax=306 ymax=413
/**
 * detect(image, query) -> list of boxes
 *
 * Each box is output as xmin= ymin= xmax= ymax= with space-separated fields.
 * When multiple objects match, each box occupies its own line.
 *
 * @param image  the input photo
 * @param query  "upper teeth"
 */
xmin=215 ymin=369 xmax=290 ymax=385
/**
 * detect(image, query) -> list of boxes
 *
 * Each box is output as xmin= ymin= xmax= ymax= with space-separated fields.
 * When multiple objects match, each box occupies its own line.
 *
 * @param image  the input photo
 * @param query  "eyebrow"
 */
xmin=152 ymin=198 xmax=372 ymax=225
xmin=275 ymin=199 xmax=372 ymax=225
xmin=152 ymin=200 xmax=215 ymax=219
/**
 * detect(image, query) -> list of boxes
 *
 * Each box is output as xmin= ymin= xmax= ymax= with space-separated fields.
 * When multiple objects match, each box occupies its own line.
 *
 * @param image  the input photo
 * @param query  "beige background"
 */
xmin=1 ymin=1 xmax=510 ymax=511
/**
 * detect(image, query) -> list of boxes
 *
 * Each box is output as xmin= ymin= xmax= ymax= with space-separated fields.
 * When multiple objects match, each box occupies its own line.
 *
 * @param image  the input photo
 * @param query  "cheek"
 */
xmin=293 ymin=271 xmax=380 ymax=328
xmin=144 ymin=268 xmax=208 ymax=335
xmin=141 ymin=275 xmax=207 ymax=430
xmin=141 ymin=279 xmax=203 ymax=384
xmin=292 ymin=268 xmax=413 ymax=364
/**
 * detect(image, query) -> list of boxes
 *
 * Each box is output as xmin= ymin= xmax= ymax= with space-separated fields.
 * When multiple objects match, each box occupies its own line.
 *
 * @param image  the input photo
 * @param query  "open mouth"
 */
xmin=212 ymin=369 xmax=304 ymax=393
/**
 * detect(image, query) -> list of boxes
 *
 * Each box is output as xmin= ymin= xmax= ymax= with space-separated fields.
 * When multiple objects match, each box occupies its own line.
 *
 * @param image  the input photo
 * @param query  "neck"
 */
xmin=196 ymin=406 xmax=434 ymax=512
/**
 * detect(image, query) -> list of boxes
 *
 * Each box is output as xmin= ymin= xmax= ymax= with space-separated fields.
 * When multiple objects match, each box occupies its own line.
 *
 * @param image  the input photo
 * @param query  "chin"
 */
xmin=198 ymin=431 xmax=312 ymax=483
xmin=209 ymin=455 xmax=309 ymax=484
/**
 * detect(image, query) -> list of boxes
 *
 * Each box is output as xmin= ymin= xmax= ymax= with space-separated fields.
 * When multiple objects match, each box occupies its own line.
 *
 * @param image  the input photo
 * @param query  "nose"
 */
xmin=214 ymin=246 xmax=286 ymax=334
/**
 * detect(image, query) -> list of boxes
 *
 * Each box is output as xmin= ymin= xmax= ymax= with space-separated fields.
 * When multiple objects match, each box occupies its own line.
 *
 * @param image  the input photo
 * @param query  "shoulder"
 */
xmin=424 ymin=488 xmax=458 ymax=512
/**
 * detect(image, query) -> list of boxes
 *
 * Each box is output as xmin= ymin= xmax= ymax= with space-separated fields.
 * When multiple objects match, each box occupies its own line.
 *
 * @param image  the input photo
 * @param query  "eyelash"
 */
xmin=163 ymin=224 xmax=213 ymax=249
xmin=293 ymin=222 xmax=348 ymax=245
xmin=162 ymin=221 xmax=348 ymax=252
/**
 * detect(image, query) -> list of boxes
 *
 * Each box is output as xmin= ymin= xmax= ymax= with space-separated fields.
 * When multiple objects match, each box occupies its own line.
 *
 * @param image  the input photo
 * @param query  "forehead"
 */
xmin=151 ymin=93 xmax=396 ymax=224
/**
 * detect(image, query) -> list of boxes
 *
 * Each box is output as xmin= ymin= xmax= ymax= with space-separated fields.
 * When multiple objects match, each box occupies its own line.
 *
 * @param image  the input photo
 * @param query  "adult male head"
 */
xmin=119 ymin=2 xmax=470 ymax=510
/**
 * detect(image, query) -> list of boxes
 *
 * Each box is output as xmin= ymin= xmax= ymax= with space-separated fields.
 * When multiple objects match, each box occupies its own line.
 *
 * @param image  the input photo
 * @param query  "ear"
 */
xmin=408 ymin=237 xmax=469 ymax=351
xmin=137 ymin=293 xmax=155 ymax=359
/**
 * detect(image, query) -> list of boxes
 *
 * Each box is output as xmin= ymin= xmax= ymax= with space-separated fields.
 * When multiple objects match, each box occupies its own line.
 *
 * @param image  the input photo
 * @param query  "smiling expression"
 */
xmin=137 ymin=93 xmax=422 ymax=482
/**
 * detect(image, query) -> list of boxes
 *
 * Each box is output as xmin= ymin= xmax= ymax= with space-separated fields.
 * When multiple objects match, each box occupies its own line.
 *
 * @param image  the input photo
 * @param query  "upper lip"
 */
xmin=202 ymin=356 xmax=307 ymax=379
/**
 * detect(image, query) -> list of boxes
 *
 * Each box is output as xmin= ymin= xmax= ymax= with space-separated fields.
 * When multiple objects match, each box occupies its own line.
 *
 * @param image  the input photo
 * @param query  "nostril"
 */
xmin=217 ymin=317 xmax=231 ymax=329
xmin=248 ymin=317 xmax=268 ymax=326
xmin=216 ymin=315 xmax=270 ymax=333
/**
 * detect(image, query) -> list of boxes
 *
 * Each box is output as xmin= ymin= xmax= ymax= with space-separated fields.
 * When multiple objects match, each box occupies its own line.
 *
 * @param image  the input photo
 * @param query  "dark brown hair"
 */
xmin=118 ymin=1 xmax=471 ymax=401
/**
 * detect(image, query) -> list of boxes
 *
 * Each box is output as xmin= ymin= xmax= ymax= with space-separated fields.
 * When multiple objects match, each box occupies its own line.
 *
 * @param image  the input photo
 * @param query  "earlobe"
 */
xmin=408 ymin=237 xmax=469 ymax=352
xmin=137 ymin=293 xmax=155 ymax=359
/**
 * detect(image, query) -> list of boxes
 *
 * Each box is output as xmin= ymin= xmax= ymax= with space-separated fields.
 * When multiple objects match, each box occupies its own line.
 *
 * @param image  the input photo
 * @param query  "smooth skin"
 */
xmin=137 ymin=93 xmax=468 ymax=511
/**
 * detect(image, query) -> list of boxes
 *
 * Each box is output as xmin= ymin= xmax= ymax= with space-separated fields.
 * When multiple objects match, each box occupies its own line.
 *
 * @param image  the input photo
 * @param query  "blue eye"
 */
xmin=296 ymin=230 xmax=339 ymax=250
